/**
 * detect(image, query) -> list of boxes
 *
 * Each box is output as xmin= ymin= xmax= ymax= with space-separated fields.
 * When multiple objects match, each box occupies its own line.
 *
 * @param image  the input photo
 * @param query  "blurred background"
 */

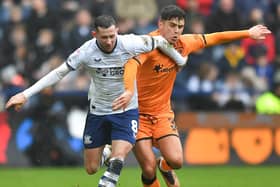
xmin=0 ymin=0 xmax=280 ymax=167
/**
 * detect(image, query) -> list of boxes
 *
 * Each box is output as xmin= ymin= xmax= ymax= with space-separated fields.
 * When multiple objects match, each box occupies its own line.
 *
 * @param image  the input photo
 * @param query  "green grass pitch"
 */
xmin=0 ymin=166 xmax=279 ymax=187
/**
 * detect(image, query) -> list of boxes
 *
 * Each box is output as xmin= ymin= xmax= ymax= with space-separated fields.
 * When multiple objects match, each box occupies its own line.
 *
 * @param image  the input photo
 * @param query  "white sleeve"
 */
xmin=123 ymin=34 xmax=154 ymax=54
xmin=23 ymin=63 xmax=71 ymax=98
xmin=66 ymin=41 xmax=89 ymax=70
xmin=152 ymin=35 xmax=188 ymax=66
xmin=123 ymin=34 xmax=187 ymax=66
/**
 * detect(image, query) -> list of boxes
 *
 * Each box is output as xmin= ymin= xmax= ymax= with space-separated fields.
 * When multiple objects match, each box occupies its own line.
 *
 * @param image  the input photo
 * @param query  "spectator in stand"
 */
xmin=0 ymin=0 xmax=14 ymax=27
xmin=235 ymin=0 xmax=271 ymax=19
xmin=115 ymin=0 xmax=158 ymax=35
xmin=116 ymin=17 xmax=136 ymax=34
xmin=217 ymin=42 xmax=246 ymax=79
xmin=206 ymin=0 xmax=245 ymax=61
xmin=241 ymin=7 xmax=276 ymax=64
xmin=240 ymin=66 xmax=268 ymax=98
xmin=2 ymin=4 xmax=25 ymax=36
xmin=26 ymin=0 xmax=61 ymax=44
xmin=0 ymin=24 xmax=27 ymax=70
xmin=69 ymin=9 xmax=93 ymax=51
xmin=182 ymin=0 xmax=205 ymax=33
xmin=205 ymin=0 xmax=244 ymax=33
xmin=256 ymin=82 xmax=280 ymax=114
xmin=156 ymin=0 xmax=176 ymax=12
xmin=88 ymin=0 xmax=115 ymax=18
xmin=186 ymin=62 xmax=220 ymax=111
xmin=0 ymin=3 xmax=28 ymax=70
xmin=269 ymin=1 xmax=280 ymax=33
xmin=272 ymin=56 xmax=280 ymax=84
xmin=133 ymin=17 xmax=157 ymax=35
xmin=269 ymin=2 xmax=280 ymax=56
xmin=27 ymin=28 xmax=58 ymax=83
xmin=252 ymin=45 xmax=274 ymax=89
xmin=213 ymin=71 xmax=252 ymax=111
xmin=176 ymin=0 xmax=213 ymax=17
xmin=115 ymin=0 xmax=157 ymax=21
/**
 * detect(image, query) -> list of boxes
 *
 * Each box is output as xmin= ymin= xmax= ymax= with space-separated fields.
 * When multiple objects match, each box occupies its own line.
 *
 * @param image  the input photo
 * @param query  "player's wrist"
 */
xmin=22 ymin=90 xmax=31 ymax=99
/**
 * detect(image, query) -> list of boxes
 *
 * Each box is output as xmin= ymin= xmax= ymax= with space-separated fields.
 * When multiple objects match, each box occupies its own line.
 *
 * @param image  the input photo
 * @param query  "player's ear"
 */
xmin=91 ymin=31 xmax=96 ymax=37
xmin=158 ymin=19 xmax=163 ymax=28
xmin=115 ymin=27 xmax=119 ymax=33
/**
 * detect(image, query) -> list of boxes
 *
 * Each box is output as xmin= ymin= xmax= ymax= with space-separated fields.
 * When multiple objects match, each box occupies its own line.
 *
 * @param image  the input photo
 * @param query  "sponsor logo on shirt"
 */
xmin=94 ymin=58 xmax=102 ymax=62
xmin=153 ymin=64 xmax=177 ymax=73
xmin=96 ymin=67 xmax=124 ymax=77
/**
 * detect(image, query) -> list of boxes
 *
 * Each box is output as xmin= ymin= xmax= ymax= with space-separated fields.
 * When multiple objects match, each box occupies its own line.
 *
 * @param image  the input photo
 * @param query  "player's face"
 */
xmin=94 ymin=25 xmax=118 ymax=53
xmin=158 ymin=18 xmax=185 ymax=44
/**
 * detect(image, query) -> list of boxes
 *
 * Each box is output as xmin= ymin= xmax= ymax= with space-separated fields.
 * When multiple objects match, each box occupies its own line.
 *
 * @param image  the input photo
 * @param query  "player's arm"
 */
xmin=112 ymin=57 xmax=140 ymax=111
xmin=131 ymin=34 xmax=187 ymax=66
xmin=152 ymin=35 xmax=188 ymax=66
xmin=204 ymin=24 xmax=271 ymax=47
xmin=5 ymin=63 xmax=71 ymax=111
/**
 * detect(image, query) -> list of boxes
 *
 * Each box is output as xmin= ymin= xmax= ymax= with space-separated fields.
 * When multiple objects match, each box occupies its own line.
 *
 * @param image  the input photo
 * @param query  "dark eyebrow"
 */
xmin=168 ymin=21 xmax=184 ymax=27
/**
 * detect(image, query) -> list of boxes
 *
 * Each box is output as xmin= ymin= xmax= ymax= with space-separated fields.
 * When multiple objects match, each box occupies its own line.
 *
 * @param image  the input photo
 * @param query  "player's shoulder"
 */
xmin=148 ymin=29 xmax=160 ymax=36
xmin=70 ymin=38 xmax=98 ymax=59
xmin=117 ymin=34 xmax=151 ymax=50
xmin=179 ymin=34 xmax=199 ymax=39
xmin=79 ymin=38 xmax=97 ymax=50
xmin=116 ymin=34 xmax=137 ymax=47
xmin=118 ymin=33 xmax=150 ymax=43
xmin=179 ymin=34 xmax=204 ymax=44
xmin=118 ymin=34 xmax=138 ymax=41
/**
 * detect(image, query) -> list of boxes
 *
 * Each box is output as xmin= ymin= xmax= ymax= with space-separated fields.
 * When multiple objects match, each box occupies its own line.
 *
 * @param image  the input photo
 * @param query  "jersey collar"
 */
xmin=95 ymin=37 xmax=118 ymax=54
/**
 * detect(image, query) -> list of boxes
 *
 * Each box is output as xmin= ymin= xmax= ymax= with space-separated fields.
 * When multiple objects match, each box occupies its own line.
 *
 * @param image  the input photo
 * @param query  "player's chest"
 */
xmin=143 ymin=53 xmax=177 ymax=76
xmin=85 ymin=51 xmax=132 ymax=68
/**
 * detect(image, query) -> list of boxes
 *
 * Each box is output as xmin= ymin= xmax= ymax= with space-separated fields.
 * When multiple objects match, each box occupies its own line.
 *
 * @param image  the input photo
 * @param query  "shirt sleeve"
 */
xmin=66 ymin=41 xmax=89 ymax=70
xmin=180 ymin=34 xmax=206 ymax=53
xmin=124 ymin=57 xmax=141 ymax=93
xmin=123 ymin=53 xmax=150 ymax=93
xmin=204 ymin=30 xmax=249 ymax=47
xmin=180 ymin=30 xmax=249 ymax=53
xmin=123 ymin=34 xmax=154 ymax=55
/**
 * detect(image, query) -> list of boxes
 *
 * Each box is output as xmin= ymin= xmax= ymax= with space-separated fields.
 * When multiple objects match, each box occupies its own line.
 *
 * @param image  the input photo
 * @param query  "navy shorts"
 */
xmin=83 ymin=109 xmax=139 ymax=149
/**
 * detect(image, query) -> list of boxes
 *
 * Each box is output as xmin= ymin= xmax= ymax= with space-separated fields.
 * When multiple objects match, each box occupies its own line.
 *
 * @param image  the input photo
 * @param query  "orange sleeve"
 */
xmin=180 ymin=34 xmax=206 ymax=53
xmin=205 ymin=30 xmax=249 ymax=47
xmin=124 ymin=57 xmax=140 ymax=93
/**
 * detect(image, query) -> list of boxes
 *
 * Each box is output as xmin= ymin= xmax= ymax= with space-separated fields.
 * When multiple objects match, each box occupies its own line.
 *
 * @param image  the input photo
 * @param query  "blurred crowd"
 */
xmin=1 ymin=0 xmax=280 ymax=113
xmin=1 ymin=0 xmax=280 ymax=166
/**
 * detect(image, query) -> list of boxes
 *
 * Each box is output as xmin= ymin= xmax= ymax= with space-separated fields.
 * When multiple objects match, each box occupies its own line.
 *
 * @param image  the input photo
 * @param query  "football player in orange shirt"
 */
xmin=113 ymin=5 xmax=271 ymax=187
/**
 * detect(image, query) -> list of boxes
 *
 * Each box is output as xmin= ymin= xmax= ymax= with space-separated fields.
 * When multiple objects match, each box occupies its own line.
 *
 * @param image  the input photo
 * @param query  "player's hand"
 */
xmin=112 ymin=90 xmax=133 ymax=111
xmin=248 ymin=25 xmax=271 ymax=40
xmin=5 ymin=92 xmax=27 ymax=111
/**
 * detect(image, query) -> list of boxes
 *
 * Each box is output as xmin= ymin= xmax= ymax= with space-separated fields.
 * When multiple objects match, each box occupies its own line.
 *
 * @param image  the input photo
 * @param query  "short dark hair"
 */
xmin=94 ymin=15 xmax=116 ymax=30
xmin=160 ymin=5 xmax=185 ymax=21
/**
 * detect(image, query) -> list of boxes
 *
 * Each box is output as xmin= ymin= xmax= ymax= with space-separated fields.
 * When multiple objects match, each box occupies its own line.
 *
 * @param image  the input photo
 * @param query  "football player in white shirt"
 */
xmin=5 ymin=15 xmax=187 ymax=187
